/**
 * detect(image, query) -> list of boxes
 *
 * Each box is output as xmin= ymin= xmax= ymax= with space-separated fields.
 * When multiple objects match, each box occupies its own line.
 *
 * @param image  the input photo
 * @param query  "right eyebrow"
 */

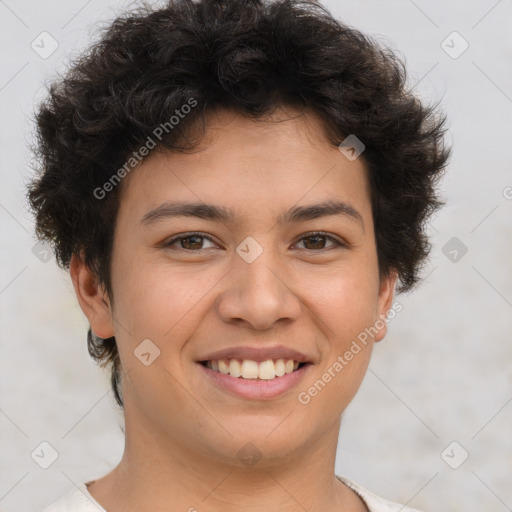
xmin=140 ymin=201 xmax=236 ymax=226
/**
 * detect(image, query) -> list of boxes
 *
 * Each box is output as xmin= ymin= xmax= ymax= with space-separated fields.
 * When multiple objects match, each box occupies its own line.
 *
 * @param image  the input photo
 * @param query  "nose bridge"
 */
xmin=239 ymin=245 xmax=284 ymax=298
xmin=216 ymin=236 xmax=301 ymax=329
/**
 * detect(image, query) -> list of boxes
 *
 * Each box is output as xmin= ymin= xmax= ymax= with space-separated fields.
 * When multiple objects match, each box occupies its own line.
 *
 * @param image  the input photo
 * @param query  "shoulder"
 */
xmin=43 ymin=476 xmax=422 ymax=512
xmin=40 ymin=482 xmax=106 ymax=512
xmin=337 ymin=475 xmax=424 ymax=512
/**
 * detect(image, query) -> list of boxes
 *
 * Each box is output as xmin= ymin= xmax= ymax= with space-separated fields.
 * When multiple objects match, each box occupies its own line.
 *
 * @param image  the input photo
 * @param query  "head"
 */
xmin=27 ymin=0 xmax=449 ymax=463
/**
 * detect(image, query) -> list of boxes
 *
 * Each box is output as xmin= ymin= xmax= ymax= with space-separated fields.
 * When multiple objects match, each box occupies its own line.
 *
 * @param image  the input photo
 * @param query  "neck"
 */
xmin=88 ymin=414 xmax=367 ymax=512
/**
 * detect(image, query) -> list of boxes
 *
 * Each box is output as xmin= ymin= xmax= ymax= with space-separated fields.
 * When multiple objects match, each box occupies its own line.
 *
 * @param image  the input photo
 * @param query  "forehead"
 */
xmin=116 ymin=106 xmax=372 ymax=226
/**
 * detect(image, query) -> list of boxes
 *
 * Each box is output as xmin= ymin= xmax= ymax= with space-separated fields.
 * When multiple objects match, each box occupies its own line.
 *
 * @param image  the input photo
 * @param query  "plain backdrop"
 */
xmin=1 ymin=0 xmax=511 ymax=510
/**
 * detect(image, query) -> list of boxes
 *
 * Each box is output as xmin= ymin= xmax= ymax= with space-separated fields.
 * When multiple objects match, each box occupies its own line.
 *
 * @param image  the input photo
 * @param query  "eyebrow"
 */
xmin=140 ymin=199 xmax=364 ymax=230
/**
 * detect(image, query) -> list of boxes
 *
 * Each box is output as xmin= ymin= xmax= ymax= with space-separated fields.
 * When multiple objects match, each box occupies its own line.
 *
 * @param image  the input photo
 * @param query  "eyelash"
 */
xmin=163 ymin=231 xmax=345 ymax=252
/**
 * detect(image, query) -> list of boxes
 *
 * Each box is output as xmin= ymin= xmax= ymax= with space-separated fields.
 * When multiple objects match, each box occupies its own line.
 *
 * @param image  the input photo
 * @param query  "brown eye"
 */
xmin=180 ymin=235 xmax=204 ymax=250
xmin=164 ymin=233 xmax=217 ymax=250
xmin=295 ymin=233 xmax=343 ymax=251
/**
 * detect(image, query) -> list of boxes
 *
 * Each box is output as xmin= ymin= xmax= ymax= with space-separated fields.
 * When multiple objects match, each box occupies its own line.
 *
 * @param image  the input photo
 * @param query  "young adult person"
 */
xmin=28 ymin=0 xmax=450 ymax=510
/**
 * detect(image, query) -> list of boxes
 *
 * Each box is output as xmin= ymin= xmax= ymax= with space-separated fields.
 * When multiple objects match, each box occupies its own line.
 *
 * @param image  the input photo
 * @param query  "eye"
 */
xmin=163 ymin=231 xmax=345 ymax=252
xmin=164 ymin=232 xmax=218 ymax=251
xmin=294 ymin=232 xmax=344 ymax=251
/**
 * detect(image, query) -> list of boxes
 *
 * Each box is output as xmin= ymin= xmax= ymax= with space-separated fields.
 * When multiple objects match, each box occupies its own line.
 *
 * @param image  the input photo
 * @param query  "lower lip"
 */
xmin=197 ymin=363 xmax=312 ymax=400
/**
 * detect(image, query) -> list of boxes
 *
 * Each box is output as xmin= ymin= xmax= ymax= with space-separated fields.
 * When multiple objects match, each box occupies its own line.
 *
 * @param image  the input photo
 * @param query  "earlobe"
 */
xmin=69 ymin=253 xmax=115 ymax=339
xmin=374 ymin=271 xmax=398 ymax=343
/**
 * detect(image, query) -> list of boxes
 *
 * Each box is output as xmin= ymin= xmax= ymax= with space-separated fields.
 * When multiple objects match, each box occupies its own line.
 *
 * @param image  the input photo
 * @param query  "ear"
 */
xmin=373 ymin=271 xmax=398 ymax=343
xmin=69 ymin=253 xmax=115 ymax=339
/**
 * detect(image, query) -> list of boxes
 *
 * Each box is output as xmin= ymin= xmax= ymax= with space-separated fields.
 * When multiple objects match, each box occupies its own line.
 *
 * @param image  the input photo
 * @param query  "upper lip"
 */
xmin=197 ymin=345 xmax=313 ymax=363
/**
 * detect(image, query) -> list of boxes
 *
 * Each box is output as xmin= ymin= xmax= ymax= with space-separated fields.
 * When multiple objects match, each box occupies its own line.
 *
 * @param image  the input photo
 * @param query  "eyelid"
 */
xmin=163 ymin=231 xmax=346 ymax=250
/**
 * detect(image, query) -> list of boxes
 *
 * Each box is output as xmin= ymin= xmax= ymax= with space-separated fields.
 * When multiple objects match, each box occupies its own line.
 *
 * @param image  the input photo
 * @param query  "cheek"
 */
xmin=296 ymin=271 xmax=376 ymax=417
xmin=109 ymin=260 xmax=209 ymax=415
xmin=296 ymin=262 xmax=379 ymax=407
xmin=297 ymin=347 xmax=371 ymax=426
xmin=301 ymin=260 xmax=380 ymax=341
xmin=112 ymin=256 xmax=209 ymax=341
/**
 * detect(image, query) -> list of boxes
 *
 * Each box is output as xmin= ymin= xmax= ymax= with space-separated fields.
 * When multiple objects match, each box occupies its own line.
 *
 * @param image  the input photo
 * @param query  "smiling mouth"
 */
xmin=199 ymin=359 xmax=309 ymax=380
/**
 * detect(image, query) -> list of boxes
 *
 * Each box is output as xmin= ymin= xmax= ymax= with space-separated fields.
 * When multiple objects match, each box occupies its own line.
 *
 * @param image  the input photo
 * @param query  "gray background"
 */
xmin=1 ymin=0 xmax=511 ymax=510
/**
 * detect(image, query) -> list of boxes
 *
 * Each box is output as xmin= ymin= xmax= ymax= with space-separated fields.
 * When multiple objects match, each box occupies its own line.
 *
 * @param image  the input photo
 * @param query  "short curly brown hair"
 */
xmin=27 ymin=0 xmax=450 ymax=408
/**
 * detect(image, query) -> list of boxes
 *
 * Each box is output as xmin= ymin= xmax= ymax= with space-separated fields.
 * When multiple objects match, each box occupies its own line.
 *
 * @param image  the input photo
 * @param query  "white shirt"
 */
xmin=41 ymin=476 xmax=422 ymax=511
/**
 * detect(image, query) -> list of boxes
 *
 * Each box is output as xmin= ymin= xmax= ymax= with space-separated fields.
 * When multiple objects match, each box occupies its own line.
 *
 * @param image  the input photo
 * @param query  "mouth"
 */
xmin=196 ymin=357 xmax=313 ymax=400
xmin=198 ymin=358 xmax=310 ymax=380
xmin=195 ymin=345 xmax=315 ymax=399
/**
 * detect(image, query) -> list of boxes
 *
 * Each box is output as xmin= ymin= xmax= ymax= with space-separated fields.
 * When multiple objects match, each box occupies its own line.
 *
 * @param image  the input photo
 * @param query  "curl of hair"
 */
xmin=27 ymin=0 xmax=451 ymax=408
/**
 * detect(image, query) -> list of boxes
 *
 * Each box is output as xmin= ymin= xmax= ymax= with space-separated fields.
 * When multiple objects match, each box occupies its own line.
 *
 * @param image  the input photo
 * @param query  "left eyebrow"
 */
xmin=140 ymin=199 xmax=364 ymax=231
xmin=277 ymin=200 xmax=364 ymax=231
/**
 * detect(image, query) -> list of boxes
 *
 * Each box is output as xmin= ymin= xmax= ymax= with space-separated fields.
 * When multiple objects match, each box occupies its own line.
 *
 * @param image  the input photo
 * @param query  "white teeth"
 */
xmin=218 ymin=359 xmax=229 ymax=375
xmin=241 ymin=360 xmax=259 ymax=379
xmin=228 ymin=359 xmax=242 ymax=377
xmin=205 ymin=358 xmax=303 ymax=379
xmin=258 ymin=360 xmax=276 ymax=380
xmin=274 ymin=358 xmax=285 ymax=377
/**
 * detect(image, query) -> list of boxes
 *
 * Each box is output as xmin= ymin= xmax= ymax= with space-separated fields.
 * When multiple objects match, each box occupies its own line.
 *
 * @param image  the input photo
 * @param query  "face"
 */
xmin=77 ymin=106 xmax=396 ymax=467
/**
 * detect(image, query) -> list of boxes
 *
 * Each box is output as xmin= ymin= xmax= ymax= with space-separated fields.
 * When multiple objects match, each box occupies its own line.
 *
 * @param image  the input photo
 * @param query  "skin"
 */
xmin=70 ymin=105 xmax=397 ymax=512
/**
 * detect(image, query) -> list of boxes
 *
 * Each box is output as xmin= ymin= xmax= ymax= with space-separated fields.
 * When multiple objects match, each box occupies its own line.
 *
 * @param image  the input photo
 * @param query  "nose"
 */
xmin=215 ymin=246 xmax=302 ymax=330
